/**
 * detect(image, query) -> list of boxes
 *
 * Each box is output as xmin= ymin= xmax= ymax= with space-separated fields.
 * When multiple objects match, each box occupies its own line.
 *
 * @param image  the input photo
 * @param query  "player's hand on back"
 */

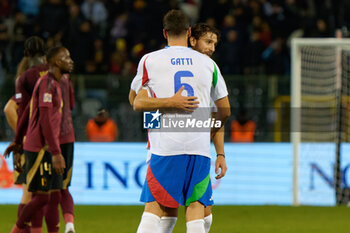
xmin=170 ymin=86 xmax=199 ymax=112
xmin=52 ymin=154 xmax=66 ymax=175
xmin=215 ymin=155 xmax=227 ymax=179
xmin=3 ymin=142 xmax=22 ymax=159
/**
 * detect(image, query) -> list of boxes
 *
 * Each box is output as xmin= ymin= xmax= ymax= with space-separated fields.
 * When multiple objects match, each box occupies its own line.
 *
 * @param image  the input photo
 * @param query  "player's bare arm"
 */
xmin=3 ymin=98 xmax=18 ymax=132
xmin=129 ymin=89 xmax=137 ymax=106
xmin=211 ymin=112 xmax=227 ymax=179
xmin=212 ymin=96 xmax=230 ymax=179
xmin=133 ymin=86 xmax=199 ymax=112
xmin=211 ymin=96 xmax=230 ymax=137
xmin=3 ymin=98 xmax=23 ymax=171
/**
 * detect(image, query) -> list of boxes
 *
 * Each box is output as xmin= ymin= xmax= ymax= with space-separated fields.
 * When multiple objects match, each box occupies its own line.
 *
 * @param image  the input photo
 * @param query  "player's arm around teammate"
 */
xmin=133 ymin=86 xmax=199 ymax=112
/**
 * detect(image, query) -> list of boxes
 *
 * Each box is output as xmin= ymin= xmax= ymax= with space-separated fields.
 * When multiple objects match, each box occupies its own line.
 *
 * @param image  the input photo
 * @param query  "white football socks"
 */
xmin=160 ymin=216 xmax=177 ymax=233
xmin=204 ymin=214 xmax=212 ymax=233
xmin=137 ymin=212 xmax=161 ymax=233
xmin=186 ymin=219 xmax=205 ymax=233
xmin=65 ymin=222 xmax=75 ymax=233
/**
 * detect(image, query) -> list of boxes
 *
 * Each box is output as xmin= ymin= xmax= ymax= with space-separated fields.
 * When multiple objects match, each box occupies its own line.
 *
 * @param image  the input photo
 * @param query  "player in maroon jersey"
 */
xmin=4 ymin=36 xmax=48 ymax=167
xmin=31 ymin=73 xmax=77 ymax=233
xmin=10 ymin=46 xmax=74 ymax=233
xmin=4 ymin=36 xmax=47 ymax=233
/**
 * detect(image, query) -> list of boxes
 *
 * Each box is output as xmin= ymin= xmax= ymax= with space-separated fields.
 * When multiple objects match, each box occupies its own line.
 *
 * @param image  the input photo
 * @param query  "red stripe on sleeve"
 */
xmin=142 ymin=57 xmax=149 ymax=86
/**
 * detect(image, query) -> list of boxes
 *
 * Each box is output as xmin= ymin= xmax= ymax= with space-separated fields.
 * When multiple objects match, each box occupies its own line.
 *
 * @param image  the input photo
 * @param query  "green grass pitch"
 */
xmin=0 ymin=205 xmax=349 ymax=232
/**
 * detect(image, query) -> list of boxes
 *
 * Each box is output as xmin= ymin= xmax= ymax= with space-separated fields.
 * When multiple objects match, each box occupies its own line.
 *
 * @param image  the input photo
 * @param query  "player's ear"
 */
xmin=55 ymin=57 xmax=63 ymax=67
xmin=163 ymin=29 xmax=168 ymax=39
xmin=55 ymin=58 xmax=61 ymax=67
xmin=189 ymin=37 xmax=196 ymax=47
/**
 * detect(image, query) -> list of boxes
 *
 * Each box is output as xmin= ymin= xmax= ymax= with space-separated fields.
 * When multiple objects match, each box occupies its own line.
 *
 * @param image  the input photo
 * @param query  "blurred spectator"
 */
xmin=179 ymin=0 xmax=200 ymax=25
xmin=221 ymin=14 xmax=237 ymax=38
xmin=249 ymin=0 xmax=263 ymax=18
xmin=230 ymin=108 xmax=256 ymax=142
xmin=146 ymin=0 xmax=171 ymax=50
xmin=93 ymin=38 xmax=109 ymax=73
xmin=260 ymin=0 xmax=273 ymax=17
xmin=218 ymin=29 xmax=241 ymax=74
xmin=82 ymin=38 xmax=108 ymax=74
xmin=63 ymin=3 xmax=86 ymax=51
xmin=262 ymin=37 xmax=289 ymax=75
xmin=205 ymin=17 xmax=216 ymax=27
xmin=283 ymin=0 xmax=302 ymax=35
xmin=200 ymin=0 xmax=230 ymax=26
xmin=37 ymin=0 xmax=68 ymax=39
xmin=308 ymin=18 xmax=332 ymax=37
xmin=230 ymin=0 xmax=250 ymax=26
xmin=121 ymin=60 xmax=137 ymax=76
xmin=131 ymin=42 xmax=145 ymax=61
xmin=110 ymin=13 xmax=128 ymax=40
xmin=81 ymin=0 xmax=108 ymax=37
xmin=244 ymin=29 xmax=265 ymax=74
xmin=267 ymin=1 xmax=287 ymax=38
xmin=11 ymin=12 xmax=30 ymax=71
xmin=106 ymin=0 xmax=127 ymax=24
xmin=69 ymin=20 xmax=95 ymax=73
xmin=259 ymin=20 xmax=272 ymax=46
xmin=126 ymin=0 xmax=149 ymax=49
xmin=86 ymin=108 xmax=118 ymax=142
xmin=110 ymin=38 xmax=128 ymax=74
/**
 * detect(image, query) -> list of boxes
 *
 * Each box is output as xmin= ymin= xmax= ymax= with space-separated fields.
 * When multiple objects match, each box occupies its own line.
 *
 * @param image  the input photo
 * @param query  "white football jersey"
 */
xmin=130 ymin=72 xmax=142 ymax=94
xmin=134 ymin=46 xmax=228 ymax=158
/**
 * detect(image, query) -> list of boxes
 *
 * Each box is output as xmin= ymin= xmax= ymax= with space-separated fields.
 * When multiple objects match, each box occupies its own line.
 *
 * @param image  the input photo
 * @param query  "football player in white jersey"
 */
xmin=133 ymin=10 xmax=230 ymax=233
xmin=130 ymin=22 xmax=227 ymax=233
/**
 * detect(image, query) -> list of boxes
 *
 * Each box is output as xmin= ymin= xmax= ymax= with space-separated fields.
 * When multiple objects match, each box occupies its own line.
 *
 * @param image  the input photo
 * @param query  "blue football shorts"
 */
xmin=140 ymin=154 xmax=214 ymax=208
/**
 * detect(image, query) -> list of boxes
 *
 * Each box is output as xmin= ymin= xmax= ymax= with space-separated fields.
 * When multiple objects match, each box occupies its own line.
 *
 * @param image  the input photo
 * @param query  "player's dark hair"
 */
xmin=163 ymin=10 xmax=189 ymax=36
xmin=46 ymin=46 xmax=65 ymax=63
xmin=191 ymin=23 xmax=221 ymax=42
xmin=24 ymin=36 xmax=46 ymax=57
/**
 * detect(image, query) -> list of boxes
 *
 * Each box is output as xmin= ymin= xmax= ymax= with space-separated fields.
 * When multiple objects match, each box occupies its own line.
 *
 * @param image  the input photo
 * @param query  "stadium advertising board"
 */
xmin=0 ymin=142 xmax=349 ymax=205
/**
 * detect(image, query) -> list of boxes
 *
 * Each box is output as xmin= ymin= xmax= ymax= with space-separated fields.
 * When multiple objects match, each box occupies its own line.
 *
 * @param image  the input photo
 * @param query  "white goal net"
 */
xmin=291 ymin=38 xmax=350 ymax=205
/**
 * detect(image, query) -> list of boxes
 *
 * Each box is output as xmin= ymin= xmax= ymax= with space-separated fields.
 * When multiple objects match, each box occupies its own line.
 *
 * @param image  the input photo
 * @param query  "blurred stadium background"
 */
xmin=1 ymin=0 xmax=350 ymax=232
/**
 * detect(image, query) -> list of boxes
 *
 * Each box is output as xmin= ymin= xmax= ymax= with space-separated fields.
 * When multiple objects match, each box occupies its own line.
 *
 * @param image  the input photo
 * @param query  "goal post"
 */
xmin=291 ymin=38 xmax=350 ymax=206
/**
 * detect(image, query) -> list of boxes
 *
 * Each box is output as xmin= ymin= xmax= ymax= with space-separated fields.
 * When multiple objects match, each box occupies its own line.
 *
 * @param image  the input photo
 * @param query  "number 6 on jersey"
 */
xmin=174 ymin=71 xmax=194 ymax=96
